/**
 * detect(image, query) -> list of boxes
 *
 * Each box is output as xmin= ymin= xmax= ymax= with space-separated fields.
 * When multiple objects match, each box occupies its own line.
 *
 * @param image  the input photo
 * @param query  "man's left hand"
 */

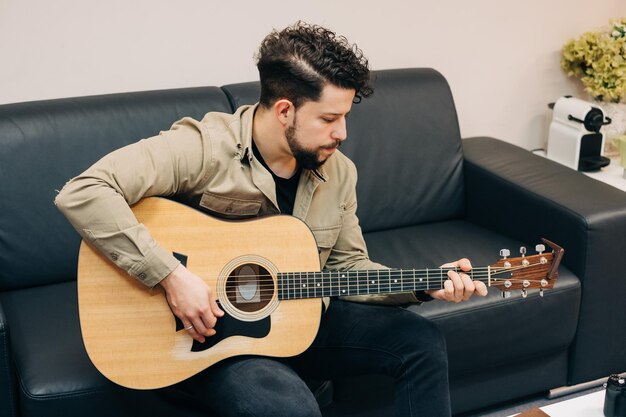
xmin=425 ymin=258 xmax=488 ymax=302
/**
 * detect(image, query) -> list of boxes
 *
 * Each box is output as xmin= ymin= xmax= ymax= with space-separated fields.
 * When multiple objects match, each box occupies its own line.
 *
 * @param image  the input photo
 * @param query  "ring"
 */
xmin=185 ymin=325 xmax=194 ymax=331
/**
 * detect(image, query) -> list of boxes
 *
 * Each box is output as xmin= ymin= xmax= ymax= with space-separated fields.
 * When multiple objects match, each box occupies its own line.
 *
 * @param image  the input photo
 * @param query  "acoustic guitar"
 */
xmin=77 ymin=197 xmax=563 ymax=389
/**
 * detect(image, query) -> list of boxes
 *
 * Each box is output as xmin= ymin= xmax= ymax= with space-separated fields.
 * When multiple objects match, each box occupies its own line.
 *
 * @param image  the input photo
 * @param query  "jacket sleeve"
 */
xmin=54 ymin=118 xmax=212 ymax=287
xmin=323 ymin=161 xmax=420 ymax=306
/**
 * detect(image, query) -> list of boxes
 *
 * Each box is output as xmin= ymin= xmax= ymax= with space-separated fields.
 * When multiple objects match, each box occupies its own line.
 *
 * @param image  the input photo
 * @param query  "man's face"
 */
xmin=286 ymin=84 xmax=356 ymax=170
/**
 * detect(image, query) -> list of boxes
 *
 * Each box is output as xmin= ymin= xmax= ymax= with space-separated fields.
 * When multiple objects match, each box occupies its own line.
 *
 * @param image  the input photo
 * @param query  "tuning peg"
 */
xmin=502 ymin=291 xmax=511 ymax=299
xmin=536 ymin=244 xmax=545 ymax=254
xmin=522 ymin=289 xmax=528 ymax=298
xmin=520 ymin=246 xmax=527 ymax=257
xmin=499 ymin=249 xmax=510 ymax=259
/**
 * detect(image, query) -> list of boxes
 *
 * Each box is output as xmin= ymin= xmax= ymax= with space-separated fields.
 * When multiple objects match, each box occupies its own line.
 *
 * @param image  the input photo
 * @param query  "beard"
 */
xmin=285 ymin=117 xmax=339 ymax=171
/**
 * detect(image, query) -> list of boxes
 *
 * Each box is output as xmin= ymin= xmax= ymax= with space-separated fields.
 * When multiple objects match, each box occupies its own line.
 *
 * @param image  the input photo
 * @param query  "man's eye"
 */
xmin=322 ymin=118 xmax=336 ymax=123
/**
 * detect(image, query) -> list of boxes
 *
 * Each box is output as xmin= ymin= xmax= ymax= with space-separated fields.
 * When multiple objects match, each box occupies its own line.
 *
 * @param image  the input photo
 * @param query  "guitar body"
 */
xmin=78 ymin=198 xmax=322 ymax=390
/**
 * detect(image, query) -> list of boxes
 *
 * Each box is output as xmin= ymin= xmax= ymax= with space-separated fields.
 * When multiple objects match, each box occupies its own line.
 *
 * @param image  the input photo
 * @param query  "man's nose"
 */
xmin=332 ymin=118 xmax=347 ymax=141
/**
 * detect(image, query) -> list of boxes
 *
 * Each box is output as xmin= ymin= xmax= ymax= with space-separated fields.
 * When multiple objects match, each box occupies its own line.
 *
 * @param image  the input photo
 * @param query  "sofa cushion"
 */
xmin=362 ymin=219 xmax=580 ymax=412
xmin=0 ymin=88 xmax=232 ymax=291
xmin=0 ymin=282 xmax=213 ymax=417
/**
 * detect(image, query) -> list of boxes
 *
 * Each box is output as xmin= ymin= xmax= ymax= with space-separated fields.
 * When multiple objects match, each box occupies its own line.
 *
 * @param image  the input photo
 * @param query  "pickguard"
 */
xmin=171 ymin=251 xmax=271 ymax=352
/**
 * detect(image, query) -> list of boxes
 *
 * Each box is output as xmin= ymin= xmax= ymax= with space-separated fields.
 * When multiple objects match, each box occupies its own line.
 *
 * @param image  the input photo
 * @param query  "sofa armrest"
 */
xmin=463 ymin=136 xmax=626 ymax=384
xmin=0 ymin=300 xmax=18 ymax=417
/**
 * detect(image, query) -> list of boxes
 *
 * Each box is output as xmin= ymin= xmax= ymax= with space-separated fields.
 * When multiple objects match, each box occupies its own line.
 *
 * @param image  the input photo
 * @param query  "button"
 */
xmin=138 ymin=272 xmax=147 ymax=280
xmin=110 ymin=252 xmax=119 ymax=261
xmin=225 ymin=206 xmax=233 ymax=213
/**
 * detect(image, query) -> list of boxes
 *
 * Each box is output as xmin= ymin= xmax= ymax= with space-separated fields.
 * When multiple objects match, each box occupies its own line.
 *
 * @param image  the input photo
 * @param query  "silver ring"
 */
xmin=184 ymin=325 xmax=194 ymax=331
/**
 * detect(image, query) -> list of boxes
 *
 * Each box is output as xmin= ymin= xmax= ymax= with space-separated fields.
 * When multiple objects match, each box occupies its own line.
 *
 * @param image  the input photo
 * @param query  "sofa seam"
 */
xmin=17 ymin=378 xmax=113 ymax=402
xmin=426 ymin=283 xmax=581 ymax=321
xmin=2 ymin=328 xmax=17 ymax=417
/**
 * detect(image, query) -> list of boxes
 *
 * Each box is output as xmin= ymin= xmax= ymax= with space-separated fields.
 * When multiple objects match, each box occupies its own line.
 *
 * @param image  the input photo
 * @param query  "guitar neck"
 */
xmin=277 ymin=267 xmax=490 ymax=300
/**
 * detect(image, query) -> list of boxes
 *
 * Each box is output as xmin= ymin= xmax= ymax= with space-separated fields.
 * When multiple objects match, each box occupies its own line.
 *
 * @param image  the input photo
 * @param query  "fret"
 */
xmin=279 ymin=273 xmax=285 ymax=300
xmin=308 ymin=271 xmax=314 ymax=298
xmin=353 ymin=270 xmax=366 ymax=295
xmin=426 ymin=268 xmax=429 ymax=292
xmin=295 ymin=272 xmax=300 ymax=299
xmin=338 ymin=271 xmax=348 ymax=296
xmin=380 ymin=269 xmax=391 ymax=294
xmin=367 ymin=270 xmax=375 ymax=294
xmin=348 ymin=270 xmax=359 ymax=296
xmin=294 ymin=271 xmax=302 ymax=300
xmin=390 ymin=270 xmax=402 ymax=293
xmin=440 ymin=267 xmax=444 ymax=291
xmin=322 ymin=271 xmax=331 ymax=298
xmin=304 ymin=272 xmax=310 ymax=299
xmin=314 ymin=272 xmax=321 ymax=298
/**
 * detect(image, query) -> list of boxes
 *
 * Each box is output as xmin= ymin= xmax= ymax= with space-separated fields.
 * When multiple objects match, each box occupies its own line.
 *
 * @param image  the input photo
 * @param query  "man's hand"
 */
xmin=159 ymin=264 xmax=224 ymax=343
xmin=425 ymin=258 xmax=488 ymax=303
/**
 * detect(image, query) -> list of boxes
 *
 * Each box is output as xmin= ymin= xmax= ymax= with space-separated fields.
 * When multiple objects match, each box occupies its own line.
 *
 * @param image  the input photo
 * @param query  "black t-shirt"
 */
xmin=252 ymin=140 xmax=301 ymax=215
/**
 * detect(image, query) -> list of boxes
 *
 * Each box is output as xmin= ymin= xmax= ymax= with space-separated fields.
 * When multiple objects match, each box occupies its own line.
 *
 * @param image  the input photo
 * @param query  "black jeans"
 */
xmin=179 ymin=300 xmax=450 ymax=417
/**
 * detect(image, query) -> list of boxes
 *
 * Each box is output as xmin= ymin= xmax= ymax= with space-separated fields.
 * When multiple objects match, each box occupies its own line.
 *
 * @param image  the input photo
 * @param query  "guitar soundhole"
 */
xmin=225 ymin=263 xmax=274 ymax=313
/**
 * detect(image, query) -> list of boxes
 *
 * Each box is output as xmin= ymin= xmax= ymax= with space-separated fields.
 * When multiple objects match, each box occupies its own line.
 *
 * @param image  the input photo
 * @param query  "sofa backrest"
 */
xmin=0 ymin=68 xmax=464 ymax=291
xmin=223 ymin=68 xmax=465 ymax=233
xmin=0 ymin=88 xmax=231 ymax=290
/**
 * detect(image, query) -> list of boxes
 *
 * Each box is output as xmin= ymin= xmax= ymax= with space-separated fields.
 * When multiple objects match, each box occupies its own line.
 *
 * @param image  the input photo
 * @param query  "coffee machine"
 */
xmin=547 ymin=96 xmax=611 ymax=171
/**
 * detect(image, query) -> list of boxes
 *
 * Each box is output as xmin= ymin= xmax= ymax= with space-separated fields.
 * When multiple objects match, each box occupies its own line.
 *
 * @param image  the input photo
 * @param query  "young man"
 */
xmin=56 ymin=22 xmax=487 ymax=417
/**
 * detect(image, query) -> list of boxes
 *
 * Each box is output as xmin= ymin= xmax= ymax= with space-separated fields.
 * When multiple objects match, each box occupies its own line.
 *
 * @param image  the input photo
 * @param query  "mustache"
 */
xmin=322 ymin=140 xmax=342 ymax=149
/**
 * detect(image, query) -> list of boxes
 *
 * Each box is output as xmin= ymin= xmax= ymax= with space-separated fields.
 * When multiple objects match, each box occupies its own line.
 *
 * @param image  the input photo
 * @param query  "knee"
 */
xmin=402 ymin=315 xmax=448 ymax=365
xmin=276 ymin=399 xmax=322 ymax=417
xmin=239 ymin=361 xmax=322 ymax=417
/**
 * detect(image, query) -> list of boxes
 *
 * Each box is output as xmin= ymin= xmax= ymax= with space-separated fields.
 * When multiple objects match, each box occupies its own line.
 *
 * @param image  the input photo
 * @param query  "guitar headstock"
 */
xmin=489 ymin=239 xmax=564 ymax=298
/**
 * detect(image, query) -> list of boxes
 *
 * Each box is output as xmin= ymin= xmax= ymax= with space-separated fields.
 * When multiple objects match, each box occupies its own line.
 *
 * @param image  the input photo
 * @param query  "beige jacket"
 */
xmin=55 ymin=104 xmax=418 ymax=305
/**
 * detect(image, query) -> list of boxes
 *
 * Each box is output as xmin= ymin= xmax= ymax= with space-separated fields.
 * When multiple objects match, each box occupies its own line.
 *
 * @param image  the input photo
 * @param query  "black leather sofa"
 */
xmin=1 ymin=68 xmax=625 ymax=417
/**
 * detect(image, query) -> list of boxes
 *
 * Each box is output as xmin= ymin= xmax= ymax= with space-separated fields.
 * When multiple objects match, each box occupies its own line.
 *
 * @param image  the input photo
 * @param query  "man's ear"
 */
xmin=273 ymin=99 xmax=293 ymax=126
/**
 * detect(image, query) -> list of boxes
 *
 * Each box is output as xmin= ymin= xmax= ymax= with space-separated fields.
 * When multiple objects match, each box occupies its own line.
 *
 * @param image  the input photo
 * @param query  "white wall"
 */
xmin=1 ymin=0 xmax=624 ymax=149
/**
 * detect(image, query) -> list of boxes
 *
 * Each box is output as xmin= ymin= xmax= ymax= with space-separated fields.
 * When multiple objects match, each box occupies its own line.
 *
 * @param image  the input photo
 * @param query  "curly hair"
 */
xmin=255 ymin=22 xmax=373 ymax=108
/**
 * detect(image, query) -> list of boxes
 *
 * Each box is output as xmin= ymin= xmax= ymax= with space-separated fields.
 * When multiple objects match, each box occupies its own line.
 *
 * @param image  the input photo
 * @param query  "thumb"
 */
xmin=211 ymin=297 xmax=225 ymax=317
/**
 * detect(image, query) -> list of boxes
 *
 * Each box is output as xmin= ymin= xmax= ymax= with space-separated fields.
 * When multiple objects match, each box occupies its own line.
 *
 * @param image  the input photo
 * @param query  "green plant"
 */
xmin=561 ymin=18 xmax=626 ymax=103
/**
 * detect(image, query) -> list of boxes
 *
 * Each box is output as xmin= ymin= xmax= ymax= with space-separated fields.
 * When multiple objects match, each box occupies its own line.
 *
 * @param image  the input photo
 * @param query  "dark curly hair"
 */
xmin=255 ymin=21 xmax=373 ymax=108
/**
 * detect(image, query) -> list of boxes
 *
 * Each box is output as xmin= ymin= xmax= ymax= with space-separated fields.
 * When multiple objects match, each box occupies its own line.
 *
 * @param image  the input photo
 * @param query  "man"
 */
xmin=56 ymin=22 xmax=487 ymax=417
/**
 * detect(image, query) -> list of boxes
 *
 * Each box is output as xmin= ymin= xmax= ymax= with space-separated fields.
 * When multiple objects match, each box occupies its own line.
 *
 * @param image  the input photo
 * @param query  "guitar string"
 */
xmin=216 ymin=263 xmax=549 ymax=284
xmin=216 ymin=263 xmax=554 ymax=295
xmin=199 ymin=262 xmax=551 ymax=281
xmin=219 ymin=262 xmax=547 ymax=278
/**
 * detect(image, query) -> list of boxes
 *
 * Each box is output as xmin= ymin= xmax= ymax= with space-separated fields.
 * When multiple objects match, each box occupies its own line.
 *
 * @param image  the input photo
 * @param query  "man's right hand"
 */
xmin=159 ymin=264 xmax=224 ymax=343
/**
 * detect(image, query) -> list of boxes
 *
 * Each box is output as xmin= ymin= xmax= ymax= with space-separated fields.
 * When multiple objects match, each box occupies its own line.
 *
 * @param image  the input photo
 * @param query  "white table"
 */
xmin=540 ymin=390 xmax=605 ymax=416
xmin=534 ymin=150 xmax=626 ymax=192
xmin=583 ymin=157 xmax=626 ymax=192
xmin=509 ymin=390 xmax=605 ymax=417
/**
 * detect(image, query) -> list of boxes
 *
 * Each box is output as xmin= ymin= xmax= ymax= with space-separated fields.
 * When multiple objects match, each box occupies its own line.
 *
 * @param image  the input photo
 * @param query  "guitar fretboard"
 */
xmin=277 ymin=267 xmax=474 ymax=300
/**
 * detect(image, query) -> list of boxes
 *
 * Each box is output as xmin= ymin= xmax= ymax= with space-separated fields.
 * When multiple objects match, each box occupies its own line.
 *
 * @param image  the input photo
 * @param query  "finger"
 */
xmin=443 ymin=278 xmax=456 ymax=301
xmin=183 ymin=322 xmax=205 ymax=343
xmin=190 ymin=316 xmax=210 ymax=340
xmin=210 ymin=296 xmax=224 ymax=317
xmin=440 ymin=258 xmax=472 ymax=271
xmin=199 ymin=309 xmax=218 ymax=334
xmin=460 ymin=273 xmax=475 ymax=300
xmin=458 ymin=258 xmax=472 ymax=272
xmin=474 ymin=280 xmax=488 ymax=296
xmin=447 ymin=270 xmax=464 ymax=302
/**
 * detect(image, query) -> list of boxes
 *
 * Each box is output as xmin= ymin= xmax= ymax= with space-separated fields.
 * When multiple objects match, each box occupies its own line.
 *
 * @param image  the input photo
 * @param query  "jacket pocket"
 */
xmin=311 ymin=225 xmax=342 ymax=267
xmin=199 ymin=192 xmax=262 ymax=218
